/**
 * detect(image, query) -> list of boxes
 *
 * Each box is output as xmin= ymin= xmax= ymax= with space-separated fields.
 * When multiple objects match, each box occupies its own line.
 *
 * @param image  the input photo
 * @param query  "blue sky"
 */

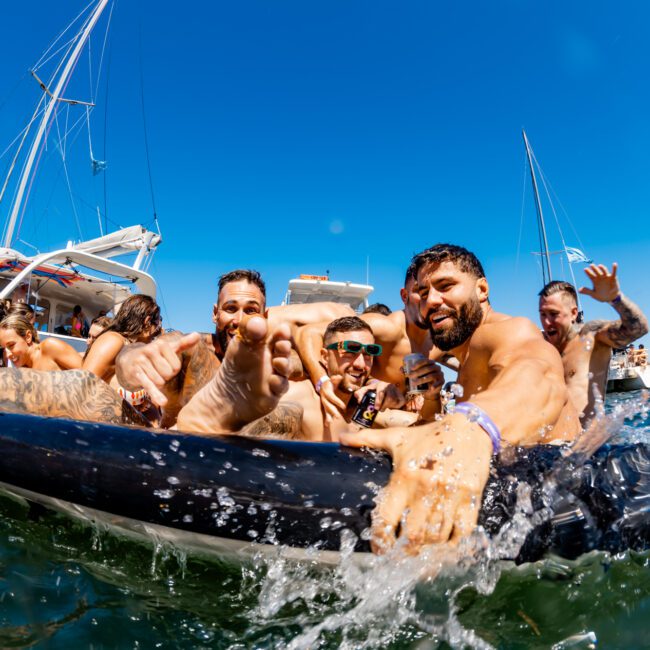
xmin=0 ymin=1 xmax=648 ymax=342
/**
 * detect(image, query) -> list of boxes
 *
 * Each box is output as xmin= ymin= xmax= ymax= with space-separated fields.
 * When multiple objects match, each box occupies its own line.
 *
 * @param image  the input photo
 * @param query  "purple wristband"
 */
xmin=452 ymin=402 xmax=501 ymax=454
xmin=610 ymin=294 xmax=622 ymax=305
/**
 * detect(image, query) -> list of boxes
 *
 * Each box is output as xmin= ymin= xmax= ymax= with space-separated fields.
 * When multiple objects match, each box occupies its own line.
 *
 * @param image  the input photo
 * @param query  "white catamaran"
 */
xmin=0 ymin=0 xmax=160 ymax=351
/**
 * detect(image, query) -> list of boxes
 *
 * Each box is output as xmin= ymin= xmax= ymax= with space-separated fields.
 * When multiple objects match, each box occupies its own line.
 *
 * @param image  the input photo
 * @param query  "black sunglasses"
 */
xmin=326 ymin=340 xmax=383 ymax=357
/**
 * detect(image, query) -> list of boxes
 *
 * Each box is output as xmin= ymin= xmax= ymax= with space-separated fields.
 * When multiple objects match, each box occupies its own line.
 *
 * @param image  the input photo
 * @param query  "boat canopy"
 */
xmin=283 ymin=278 xmax=373 ymax=312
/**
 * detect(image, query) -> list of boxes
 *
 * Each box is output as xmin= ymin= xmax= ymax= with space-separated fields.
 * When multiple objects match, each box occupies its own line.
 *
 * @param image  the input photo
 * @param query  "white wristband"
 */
xmin=315 ymin=375 xmax=331 ymax=394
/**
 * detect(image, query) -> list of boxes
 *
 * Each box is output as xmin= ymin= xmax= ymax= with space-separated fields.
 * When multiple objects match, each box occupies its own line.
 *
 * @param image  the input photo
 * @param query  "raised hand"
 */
xmin=115 ymin=332 xmax=201 ymax=406
xmin=579 ymin=263 xmax=620 ymax=303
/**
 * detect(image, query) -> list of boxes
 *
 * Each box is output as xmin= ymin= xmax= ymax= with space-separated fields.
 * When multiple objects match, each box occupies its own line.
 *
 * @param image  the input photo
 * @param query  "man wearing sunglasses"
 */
xmin=280 ymin=316 xmax=425 ymax=441
xmin=295 ymin=264 xmax=450 ymax=423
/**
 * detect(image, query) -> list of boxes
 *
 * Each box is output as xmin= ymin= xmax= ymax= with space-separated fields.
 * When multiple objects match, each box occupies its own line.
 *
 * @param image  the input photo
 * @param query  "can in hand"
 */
xmin=402 ymin=353 xmax=429 ymax=394
xmin=348 ymin=389 xmax=378 ymax=428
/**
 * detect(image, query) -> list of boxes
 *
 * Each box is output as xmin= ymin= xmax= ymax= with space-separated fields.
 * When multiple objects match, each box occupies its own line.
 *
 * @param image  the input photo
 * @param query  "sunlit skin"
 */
xmin=539 ymin=293 xmax=578 ymax=351
xmin=341 ymin=257 xmax=578 ymax=555
xmin=321 ymin=330 xmax=375 ymax=396
xmin=0 ymin=329 xmax=32 ymax=367
xmin=212 ymin=280 xmax=265 ymax=357
xmin=0 ymin=328 xmax=81 ymax=371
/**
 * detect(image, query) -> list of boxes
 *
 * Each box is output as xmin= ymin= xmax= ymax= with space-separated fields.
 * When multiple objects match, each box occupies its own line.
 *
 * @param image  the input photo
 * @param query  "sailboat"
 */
xmin=522 ymin=131 xmax=648 ymax=393
xmin=0 ymin=0 xmax=160 ymax=350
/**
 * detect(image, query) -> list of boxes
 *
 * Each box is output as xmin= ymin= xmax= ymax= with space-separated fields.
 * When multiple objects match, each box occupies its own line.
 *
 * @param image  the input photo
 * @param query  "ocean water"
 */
xmin=0 ymin=392 xmax=648 ymax=649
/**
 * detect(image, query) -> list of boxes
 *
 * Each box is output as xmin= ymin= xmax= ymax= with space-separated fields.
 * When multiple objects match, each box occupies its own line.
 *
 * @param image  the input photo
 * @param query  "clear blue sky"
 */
xmin=0 ymin=1 xmax=648 ymax=342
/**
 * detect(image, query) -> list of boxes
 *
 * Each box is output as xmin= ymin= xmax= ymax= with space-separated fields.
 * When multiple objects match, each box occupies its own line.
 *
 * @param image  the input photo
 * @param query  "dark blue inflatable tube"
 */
xmin=0 ymin=412 xmax=647 ymax=563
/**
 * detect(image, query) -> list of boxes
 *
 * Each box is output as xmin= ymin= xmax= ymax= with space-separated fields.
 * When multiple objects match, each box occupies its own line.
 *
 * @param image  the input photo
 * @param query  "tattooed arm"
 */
xmin=578 ymin=263 xmax=648 ymax=348
xmin=0 ymin=368 xmax=149 ymax=426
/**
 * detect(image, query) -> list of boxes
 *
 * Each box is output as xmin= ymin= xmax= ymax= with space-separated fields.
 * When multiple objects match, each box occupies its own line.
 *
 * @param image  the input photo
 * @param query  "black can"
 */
xmin=350 ymin=390 xmax=378 ymax=428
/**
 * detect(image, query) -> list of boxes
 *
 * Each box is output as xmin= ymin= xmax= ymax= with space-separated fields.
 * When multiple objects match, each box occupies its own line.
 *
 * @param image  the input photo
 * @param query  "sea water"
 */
xmin=0 ymin=392 xmax=648 ymax=649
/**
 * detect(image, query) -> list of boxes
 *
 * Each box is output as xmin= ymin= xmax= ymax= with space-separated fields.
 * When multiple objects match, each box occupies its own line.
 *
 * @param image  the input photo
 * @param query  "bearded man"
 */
xmin=341 ymin=243 xmax=581 ymax=554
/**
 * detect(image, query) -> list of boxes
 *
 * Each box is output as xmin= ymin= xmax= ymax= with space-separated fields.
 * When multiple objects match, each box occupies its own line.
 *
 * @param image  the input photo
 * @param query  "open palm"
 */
xmin=579 ymin=263 xmax=620 ymax=303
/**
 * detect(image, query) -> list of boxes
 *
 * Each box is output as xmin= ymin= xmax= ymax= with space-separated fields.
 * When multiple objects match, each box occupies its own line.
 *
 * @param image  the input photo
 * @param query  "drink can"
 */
xmin=350 ymin=390 xmax=378 ymax=428
xmin=402 ymin=353 xmax=428 ymax=393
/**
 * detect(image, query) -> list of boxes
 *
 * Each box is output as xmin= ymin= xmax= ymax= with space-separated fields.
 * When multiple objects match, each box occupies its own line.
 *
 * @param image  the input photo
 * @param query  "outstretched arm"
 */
xmin=579 ymin=263 xmax=649 ymax=347
xmin=340 ymin=318 xmax=579 ymax=553
xmin=0 ymin=368 xmax=148 ymax=426
xmin=294 ymin=321 xmax=346 ymax=418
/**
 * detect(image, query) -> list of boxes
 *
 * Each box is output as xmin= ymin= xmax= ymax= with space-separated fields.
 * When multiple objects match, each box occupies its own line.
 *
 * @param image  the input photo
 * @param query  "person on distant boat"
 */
xmin=0 ymin=313 xmax=81 ymax=371
xmin=82 ymin=295 xmax=162 ymax=384
xmin=538 ymin=263 xmax=648 ymax=424
xmin=339 ymin=243 xmax=580 ymax=554
xmin=295 ymin=263 xmax=455 ymax=422
xmin=70 ymin=305 xmax=87 ymax=338
xmin=636 ymin=344 xmax=647 ymax=368
xmin=113 ymin=269 xmax=355 ymax=429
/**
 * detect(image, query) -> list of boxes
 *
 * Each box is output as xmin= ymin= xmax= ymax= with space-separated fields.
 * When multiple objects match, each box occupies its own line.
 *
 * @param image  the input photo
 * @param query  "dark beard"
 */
xmin=217 ymin=328 xmax=230 ymax=359
xmin=426 ymin=296 xmax=483 ymax=351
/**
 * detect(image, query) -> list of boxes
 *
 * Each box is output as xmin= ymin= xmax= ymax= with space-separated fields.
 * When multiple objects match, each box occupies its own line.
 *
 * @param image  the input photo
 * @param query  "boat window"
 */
xmin=33 ymin=300 xmax=50 ymax=332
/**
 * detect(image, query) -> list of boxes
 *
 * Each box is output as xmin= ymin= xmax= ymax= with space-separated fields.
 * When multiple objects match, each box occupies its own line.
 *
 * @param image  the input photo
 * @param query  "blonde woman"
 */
xmin=0 ymin=313 xmax=81 ymax=371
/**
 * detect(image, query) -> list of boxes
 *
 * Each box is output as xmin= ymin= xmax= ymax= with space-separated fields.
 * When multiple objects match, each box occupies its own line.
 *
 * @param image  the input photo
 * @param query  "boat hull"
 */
xmin=0 ymin=412 xmax=648 ymax=564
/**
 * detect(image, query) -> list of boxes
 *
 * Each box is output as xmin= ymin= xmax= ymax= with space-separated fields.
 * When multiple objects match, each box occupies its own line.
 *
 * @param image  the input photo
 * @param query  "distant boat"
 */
xmin=606 ymin=351 xmax=650 ymax=393
xmin=0 ymin=0 xmax=160 ymax=350
xmin=282 ymin=274 xmax=373 ymax=313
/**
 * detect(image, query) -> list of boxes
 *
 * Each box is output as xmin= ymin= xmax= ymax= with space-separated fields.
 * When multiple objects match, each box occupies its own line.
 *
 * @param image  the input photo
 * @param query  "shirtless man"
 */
xmin=262 ymin=316 xmax=434 ymax=441
xmin=538 ymin=263 xmax=648 ymax=424
xmin=114 ymin=269 xmax=354 ymax=429
xmin=0 ymin=312 xmax=293 ymax=435
xmin=340 ymin=243 xmax=580 ymax=554
xmin=295 ymin=264 xmax=451 ymax=421
xmin=0 ymin=313 xmax=81 ymax=371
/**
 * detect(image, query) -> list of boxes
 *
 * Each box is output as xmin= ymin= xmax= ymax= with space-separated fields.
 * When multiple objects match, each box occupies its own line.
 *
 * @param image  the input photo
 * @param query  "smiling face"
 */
xmin=416 ymin=260 xmax=488 ymax=352
xmin=539 ymin=292 xmax=578 ymax=349
xmin=212 ymin=280 xmax=266 ymax=354
xmin=0 ymin=327 xmax=33 ymax=367
xmin=322 ymin=329 xmax=375 ymax=393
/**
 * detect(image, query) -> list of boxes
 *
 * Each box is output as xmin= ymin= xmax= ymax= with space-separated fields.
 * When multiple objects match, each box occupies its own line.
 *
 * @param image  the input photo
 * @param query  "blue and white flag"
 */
xmin=91 ymin=158 xmax=107 ymax=175
xmin=565 ymin=247 xmax=592 ymax=264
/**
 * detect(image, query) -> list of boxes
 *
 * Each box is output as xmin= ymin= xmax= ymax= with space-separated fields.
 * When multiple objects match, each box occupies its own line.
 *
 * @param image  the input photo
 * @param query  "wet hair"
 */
xmin=538 ymin=280 xmax=578 ymax=303
xmin=217 ymin=270 xmax=266 ymax=301
xmin=91 ymin=315 xmax=113 ymax=329
xmin=0 ymin=313 xmax=39 ymax=343
xmin=411 ymin=244 xmax=486 ymax=280
xmin=404 ymin=260 xmax=418 ymax=286
xmin=539 ymin=281 xmax=584 ymax=324
xmin=323 ymin=316 xmax=374 ymax=344
xmin=100 ymin=295 xmax=161 ymax=343
xmin=8 ymin=302 xmax=35 ymax=319
xmin=363 ymin=303 xmax=392 ymax=316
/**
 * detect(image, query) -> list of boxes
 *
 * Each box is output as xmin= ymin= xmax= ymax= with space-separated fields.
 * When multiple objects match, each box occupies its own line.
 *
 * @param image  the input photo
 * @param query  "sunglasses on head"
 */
xmin=326 ymin=340 xmax=383 ymax=356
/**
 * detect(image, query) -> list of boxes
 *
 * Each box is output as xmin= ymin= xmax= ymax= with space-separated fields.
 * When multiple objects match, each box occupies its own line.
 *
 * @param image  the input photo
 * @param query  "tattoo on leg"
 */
xmin=0 ymin=368 xmax=149 ymax=427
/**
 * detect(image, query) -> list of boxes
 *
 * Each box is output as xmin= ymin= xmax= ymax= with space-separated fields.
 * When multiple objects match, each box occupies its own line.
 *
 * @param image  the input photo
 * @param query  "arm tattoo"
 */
xmin=0 ymin=368 xmax=149 ymax=427
xmin=240 ymin=402 xmax=304 ymax=440
xmin=582 ymin=295 xmax=649 ymax=347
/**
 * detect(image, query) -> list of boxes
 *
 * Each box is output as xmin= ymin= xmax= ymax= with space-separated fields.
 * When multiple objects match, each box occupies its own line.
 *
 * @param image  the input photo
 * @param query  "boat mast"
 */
xmin=522 ymin=130 xmax=552 ymax=285
xmin=2 ymin=0 xmax=110 ymax=249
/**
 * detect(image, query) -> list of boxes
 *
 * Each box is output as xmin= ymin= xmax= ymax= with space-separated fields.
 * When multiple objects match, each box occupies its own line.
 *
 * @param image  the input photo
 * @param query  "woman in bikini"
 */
xmin=0 ymin=313 xmax=82 ymax=370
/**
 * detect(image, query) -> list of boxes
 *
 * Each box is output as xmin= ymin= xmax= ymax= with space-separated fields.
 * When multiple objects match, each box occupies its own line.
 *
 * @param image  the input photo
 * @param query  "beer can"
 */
xmin=350 ymin=390 xmax=378 ymax=428
xmin=402 ymin=353 xmax=429 ymax=393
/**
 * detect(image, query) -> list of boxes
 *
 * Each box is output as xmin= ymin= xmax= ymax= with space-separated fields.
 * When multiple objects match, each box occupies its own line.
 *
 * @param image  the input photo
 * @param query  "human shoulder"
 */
xmin=361 ymin=310 xmax=405 ymax=341
xmin=477 ymin=314 xmax=545 ymax=353
xmin=579 ymin=319 xmax=609 ymax=336
xmin=41 ymin=336 xmax=81 ymax=356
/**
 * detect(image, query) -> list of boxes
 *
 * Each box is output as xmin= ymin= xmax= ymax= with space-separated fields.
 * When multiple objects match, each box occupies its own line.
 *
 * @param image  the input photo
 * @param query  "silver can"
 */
xmin=403 ymin=353 xmax=428 ymax=394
